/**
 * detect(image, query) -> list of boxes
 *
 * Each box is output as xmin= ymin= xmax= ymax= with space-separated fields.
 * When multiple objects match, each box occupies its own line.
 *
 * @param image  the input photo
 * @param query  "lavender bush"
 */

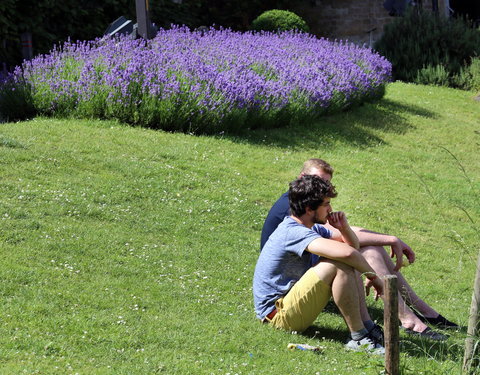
xmin=0 ymin=72 xmax=35 ymax=122
xmin=4 ymin=27 xmax=391 ymax=133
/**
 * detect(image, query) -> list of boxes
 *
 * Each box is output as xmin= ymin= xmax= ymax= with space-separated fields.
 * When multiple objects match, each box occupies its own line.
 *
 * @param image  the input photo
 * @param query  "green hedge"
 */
xmin=375 ymin=6 xmax=480 ymax=90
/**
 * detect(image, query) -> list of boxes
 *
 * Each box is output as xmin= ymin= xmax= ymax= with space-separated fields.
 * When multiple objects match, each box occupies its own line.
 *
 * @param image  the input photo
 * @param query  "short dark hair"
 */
xmin=289 ymin=175 xmax=337 ymax=217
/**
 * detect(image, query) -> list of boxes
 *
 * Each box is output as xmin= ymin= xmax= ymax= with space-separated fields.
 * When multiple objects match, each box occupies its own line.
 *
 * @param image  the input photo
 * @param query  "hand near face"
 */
xmin=327 ymin=211 xmax=350 ymax=231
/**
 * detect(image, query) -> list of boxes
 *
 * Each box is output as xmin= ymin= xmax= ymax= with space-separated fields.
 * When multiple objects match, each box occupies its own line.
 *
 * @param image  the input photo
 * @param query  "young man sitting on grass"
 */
xmin=253 ymin=175 xmax=385 ymax=354
xmin=260 ymin=158 xmax=458 ymax=341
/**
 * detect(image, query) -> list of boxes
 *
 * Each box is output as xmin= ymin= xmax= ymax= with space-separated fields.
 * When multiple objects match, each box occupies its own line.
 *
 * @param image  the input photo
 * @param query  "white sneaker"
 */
xmin=345 ymin=334 xmax=385 ymax=355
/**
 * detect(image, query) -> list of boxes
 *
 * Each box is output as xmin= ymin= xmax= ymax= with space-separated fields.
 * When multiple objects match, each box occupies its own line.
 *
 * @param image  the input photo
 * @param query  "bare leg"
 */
xmin=394 ymin=271 xmax=439 ymax=318
xmin=361 ymin=245 xmax=440 ymax=317
xmin=360 ymin=245 xmax=434 ymax=332
xmin=312 ymin=260 xmax=364 ymax=332
xmin=355 ymin=271 xmax=372 ymax=322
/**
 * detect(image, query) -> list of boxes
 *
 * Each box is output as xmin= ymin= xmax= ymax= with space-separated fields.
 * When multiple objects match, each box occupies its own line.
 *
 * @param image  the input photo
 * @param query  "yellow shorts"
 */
xmin=267 ymin=268 xmax=331 ymax=332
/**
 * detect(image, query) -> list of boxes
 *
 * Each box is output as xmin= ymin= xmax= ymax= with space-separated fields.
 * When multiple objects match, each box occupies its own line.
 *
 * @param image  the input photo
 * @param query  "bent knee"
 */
xmin=313 ymin=259 xmax=355 ymax=276
xmin=360 ymin=245 xmax=396 ymax=272
xmin=360 ymin=245 xmax=385 ymax=255
xmin=360 ymin=245 xmax=388 ymax=261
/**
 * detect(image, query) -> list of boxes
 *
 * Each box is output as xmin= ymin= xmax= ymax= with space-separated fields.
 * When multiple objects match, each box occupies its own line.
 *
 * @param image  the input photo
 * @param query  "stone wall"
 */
xmin=290 ymin=0 xmax=449 ymax=46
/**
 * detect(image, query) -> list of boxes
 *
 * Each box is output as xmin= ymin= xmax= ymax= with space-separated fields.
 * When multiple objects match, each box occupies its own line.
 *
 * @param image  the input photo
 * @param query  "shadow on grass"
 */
xmin=300 ymin=327 xmax=465 ymax=361
xmin=298 ymin=301 xmax=386 ymax=344
xmin=301 ymin=325 xmax=351 ymax=343
xmin=223 ymin=98 xmax=438 ymax=150
xmin=298 ymin=301 xmax=465 ymax=361
xmin=399 ymin=335 xmax=465 ymax=361
xmin=298 ymin=327 xmax=464 ymax=362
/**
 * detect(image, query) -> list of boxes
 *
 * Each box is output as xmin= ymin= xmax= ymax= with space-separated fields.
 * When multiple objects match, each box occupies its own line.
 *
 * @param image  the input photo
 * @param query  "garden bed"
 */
xmin=4 ymin=27 xmax=391 ymax=133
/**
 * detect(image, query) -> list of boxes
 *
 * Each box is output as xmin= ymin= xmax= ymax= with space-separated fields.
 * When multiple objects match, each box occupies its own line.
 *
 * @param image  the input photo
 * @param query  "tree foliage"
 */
xmin=1 ymin=0 xmax=136 ymax=69
xmin=1 ymin=0 xmax=301 ymax=69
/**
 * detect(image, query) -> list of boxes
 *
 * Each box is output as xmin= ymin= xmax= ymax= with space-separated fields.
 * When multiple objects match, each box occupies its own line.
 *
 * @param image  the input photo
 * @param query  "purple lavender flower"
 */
xmin=9 ymin=26 xmax=391 ymax=133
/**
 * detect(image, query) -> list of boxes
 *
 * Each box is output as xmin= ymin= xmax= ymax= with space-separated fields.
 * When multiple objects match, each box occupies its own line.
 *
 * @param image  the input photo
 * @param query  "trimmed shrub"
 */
xmin=251 ymin=9 xmax=309 ymax=33
xmin=414 ymin=64 xmax=450 ymax=87
xmin=375 ymin=6 xmax=480 ymax=86
xmin=464 ymin=58 xmax=480 ymax=92
xmin=451 ymin=57 xmax=480 ymax=92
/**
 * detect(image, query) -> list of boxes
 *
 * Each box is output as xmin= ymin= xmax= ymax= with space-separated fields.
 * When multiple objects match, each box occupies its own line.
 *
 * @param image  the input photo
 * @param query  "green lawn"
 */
xmin=0 ymin=82 xmax=479 ymax=374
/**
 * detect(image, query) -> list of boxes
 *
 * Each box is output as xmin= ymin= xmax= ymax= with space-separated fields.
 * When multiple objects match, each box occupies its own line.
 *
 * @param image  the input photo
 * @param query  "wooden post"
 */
xmin=135 ymin=0 xmax=153 ymax=39
xmin=384 ymin=275 xmax=400 ymax=375
xmin=20 ymin=32 xmax=33 ymax=60
xmin=463 ymin=251 xmax=480 ymax=374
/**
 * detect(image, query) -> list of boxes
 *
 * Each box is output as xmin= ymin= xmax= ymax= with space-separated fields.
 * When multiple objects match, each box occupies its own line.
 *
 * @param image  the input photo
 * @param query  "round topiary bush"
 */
xmin=251 ymin=9 xmax=309 ymax=33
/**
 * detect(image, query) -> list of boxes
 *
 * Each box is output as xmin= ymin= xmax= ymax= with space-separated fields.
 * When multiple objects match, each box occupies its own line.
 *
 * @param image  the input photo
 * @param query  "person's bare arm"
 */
xmin=307 ymin=237 xmax=383 ymax=299
xmin=351 ymin=226 xmax=416 ymax=271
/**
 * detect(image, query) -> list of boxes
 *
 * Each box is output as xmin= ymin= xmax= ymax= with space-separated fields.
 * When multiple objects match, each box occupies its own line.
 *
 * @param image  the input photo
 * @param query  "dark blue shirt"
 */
xmin=260 ymin=192 xmax=290 ymax=250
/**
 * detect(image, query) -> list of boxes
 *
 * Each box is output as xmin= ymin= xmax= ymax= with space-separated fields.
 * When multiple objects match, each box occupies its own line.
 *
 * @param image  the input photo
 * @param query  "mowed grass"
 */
xmin=0 ymin=82 xmax=479 ymax=374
